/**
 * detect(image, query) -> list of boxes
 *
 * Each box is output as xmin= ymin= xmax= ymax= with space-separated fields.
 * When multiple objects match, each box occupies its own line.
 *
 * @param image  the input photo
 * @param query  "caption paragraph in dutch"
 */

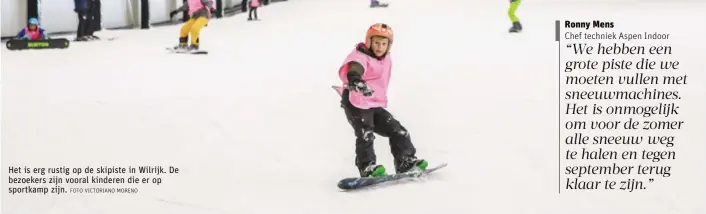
xmin=559 ymin=20 xmax=683 ymax=192
xmin=7 ymin=165 xmax=179 ymax=195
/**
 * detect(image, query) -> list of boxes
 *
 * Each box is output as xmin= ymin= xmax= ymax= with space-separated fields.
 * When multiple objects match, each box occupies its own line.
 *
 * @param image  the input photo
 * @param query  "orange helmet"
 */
xmin=365 ymin=23 xmax=394 ymax=49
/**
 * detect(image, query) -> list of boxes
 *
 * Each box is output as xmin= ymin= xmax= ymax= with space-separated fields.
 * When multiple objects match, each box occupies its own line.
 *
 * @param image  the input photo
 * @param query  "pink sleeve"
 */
xmin=338 ymin=63 xmax=350 ymax=83
xmin=338 ymin=56 xmax=366 ymax=84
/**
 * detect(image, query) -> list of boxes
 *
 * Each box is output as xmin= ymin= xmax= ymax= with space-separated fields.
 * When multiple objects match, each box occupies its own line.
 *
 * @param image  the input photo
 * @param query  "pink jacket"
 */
xmin=336 ymin=43 xmax=393 ymax=109
xmin=250 ymin=0 xmax=260 ymax=8
xmin=187 ymin=0 xmax=214 ymax=16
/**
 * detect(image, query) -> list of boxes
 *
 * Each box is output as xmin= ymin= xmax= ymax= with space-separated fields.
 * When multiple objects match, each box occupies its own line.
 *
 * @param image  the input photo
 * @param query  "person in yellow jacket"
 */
xmin=171 ymin=0 xmax=215 ymax=51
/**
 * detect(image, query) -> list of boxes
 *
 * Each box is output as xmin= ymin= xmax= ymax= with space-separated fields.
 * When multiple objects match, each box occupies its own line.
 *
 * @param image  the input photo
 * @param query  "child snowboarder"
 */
xmin=508 ymin=0 xmax=522 ymax=33
xmin=172 ymin=0 xmax=215 ymax=51
xmin=248 ymin=0 xmax=260 ymax=21
xmin=334 ymin=23 xmax=428 ymax=178
xmin=15 ymin=18 xmax=48 ymax=40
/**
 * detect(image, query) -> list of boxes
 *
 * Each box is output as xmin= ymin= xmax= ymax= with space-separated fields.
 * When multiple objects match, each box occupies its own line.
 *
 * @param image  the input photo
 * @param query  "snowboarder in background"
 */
xmin=508 ymin=0 xmax=522 ymax=33
xmin=248 ymin=0 xmax=260 ymax=21
xmin=172 ymin=0 xmax=216 ymax=51
xmin=15 ymin=18 xmax=48 ymax=40
xmin=334 ymin=23 xmax=428 ymax=178
xmin=370 ymin=0 xmax=389 ymax=8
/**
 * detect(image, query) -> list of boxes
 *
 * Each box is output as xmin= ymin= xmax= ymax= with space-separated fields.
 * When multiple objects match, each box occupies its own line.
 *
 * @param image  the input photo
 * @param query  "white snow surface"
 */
xmin=2 ymin=0 xmax=706 ymax=213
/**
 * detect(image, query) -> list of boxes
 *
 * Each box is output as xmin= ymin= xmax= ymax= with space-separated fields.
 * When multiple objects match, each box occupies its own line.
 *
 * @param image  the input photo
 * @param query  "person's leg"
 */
xmin=248 ymin=7 xmax=253 ymax=20
xmin=93 ymin=0 xmax=102 ymax=32
xmin=85 ymin=0 xmax=94 ymax=36
xmin=178 ymin=17 xmax=196 ymax=48
xmin=371 ymin=108 xmax=427 ymax=173
xmin=508 ymin=0 xmax=522 ymax=32
xmin=253 ymin=8 xmax=258 ymax=20
xmin=76 ymin=11 xmax=89 ymax=40
xmin=87 ymin=0 xmax=101 ymax=38
xmin=188 ymin=16 xmax=209 ymax=48
xmin=341 ymin=90 xmax=384 ymax=177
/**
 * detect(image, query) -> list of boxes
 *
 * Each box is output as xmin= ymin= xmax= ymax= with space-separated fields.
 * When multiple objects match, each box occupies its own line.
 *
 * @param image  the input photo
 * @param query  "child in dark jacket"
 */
xmin=15 ymin=18 xmax=48 ymax=40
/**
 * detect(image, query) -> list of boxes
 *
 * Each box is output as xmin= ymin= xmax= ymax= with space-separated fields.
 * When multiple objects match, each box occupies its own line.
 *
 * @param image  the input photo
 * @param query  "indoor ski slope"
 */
xmin=2 ymin=0 xmax=706 ymax=213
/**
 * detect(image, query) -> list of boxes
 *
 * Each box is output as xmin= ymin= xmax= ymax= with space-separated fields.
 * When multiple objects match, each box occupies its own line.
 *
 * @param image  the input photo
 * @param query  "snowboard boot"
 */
xmin=189 ymin=38 xmax=200 ymax=51
xmin=189 ymin=44 xmax=199 ymax=51
xmin=509 ymin=21 xmax=522 ymax=33
xmin=173 ymin=37 xmax=190 ymax=52
xmin=175 ymin=37 xmax=188 ymax=48
xmin=394 ymin=156 xmax=429 ymax=174
xmin=359 ymin=164 xmax=387 ymax=177
xmin=75 ymin=36 xmax=89 ymax=41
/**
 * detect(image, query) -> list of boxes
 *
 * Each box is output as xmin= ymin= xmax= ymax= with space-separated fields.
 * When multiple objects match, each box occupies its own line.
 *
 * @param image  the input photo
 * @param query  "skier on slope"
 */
xmin=171 ymin=0 xmax=216 ymax=51
xmin=334 ymin=23 xmax=428 ymax=178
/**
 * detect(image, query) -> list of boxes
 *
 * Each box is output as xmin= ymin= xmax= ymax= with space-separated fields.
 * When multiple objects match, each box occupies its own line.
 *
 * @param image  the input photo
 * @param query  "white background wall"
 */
xmin=40 ymin=0 xmax=133 ymax=34
xmin=6 ymin=0 xmax=695 ymax=38
xmin=1 ymin=0 xmax=184 ymax=37
xmin=1 ymin=0 xmax=28 ymax=37
xmin=224 ymin=0 xmax=241 ymax=8
xmin=39 ymin=0 xmax=81 ymax=34
xmin=150 ymin=0 xmax=177 ymax=24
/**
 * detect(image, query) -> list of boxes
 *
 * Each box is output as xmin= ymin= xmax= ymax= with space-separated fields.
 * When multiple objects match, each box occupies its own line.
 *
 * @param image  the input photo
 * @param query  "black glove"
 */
xmin=347 ymin=80 xmax=374 ymax=97
xmin=169 ymin=10 xmax=179 ymax=19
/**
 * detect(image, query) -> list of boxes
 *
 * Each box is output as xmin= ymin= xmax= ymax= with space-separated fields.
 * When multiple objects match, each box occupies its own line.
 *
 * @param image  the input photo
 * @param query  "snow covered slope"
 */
xmin=2 ymin=0 xmax=705 ymax=213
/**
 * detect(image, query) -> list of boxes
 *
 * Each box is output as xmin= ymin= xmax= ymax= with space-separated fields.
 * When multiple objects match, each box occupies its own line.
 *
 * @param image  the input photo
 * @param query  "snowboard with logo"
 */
xmin=337 ymin=163 xmax=447 ymax=191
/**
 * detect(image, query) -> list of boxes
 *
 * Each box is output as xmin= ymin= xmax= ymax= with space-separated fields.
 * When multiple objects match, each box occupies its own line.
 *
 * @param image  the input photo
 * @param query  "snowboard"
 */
xmin=166 ymin=47 xmax=208 ymax=54
xmin=371 ymin=3 xmax=389 ymax=7
xmin=337 ymin=163 xmax=447 ymax=191
xmin=6 ymin=38 xmax=70 ymax=50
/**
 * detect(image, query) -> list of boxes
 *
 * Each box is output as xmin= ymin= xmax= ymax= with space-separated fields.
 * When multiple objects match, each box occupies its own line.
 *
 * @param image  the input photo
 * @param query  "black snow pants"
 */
xmin=340 ymin=89 xmax=417 ymax=172
xmin=248 ymin=7 xmax=258 ymax=20
xmin=76 ymin=10 xmax=91 ymax=38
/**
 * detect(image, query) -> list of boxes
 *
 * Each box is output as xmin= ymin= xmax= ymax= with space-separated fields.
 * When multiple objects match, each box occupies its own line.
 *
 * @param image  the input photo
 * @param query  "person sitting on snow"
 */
xmin=15 ymin=18 xmax=48 ymax=40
